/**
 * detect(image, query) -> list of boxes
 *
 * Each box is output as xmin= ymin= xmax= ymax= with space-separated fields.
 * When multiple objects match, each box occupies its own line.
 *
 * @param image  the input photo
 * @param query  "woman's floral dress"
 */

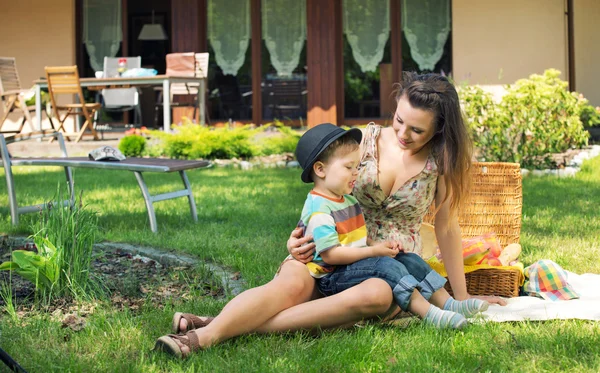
xmin=353 ymin=123 xmax=439 ymax=257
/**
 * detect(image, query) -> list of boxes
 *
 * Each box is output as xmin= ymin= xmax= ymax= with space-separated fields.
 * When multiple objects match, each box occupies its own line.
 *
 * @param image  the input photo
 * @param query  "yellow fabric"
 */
xmin=426 ymin=257 xmax=525 ymax=286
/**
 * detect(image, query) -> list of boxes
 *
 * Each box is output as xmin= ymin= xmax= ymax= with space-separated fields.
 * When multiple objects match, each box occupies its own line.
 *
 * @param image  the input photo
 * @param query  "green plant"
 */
xmin=0 ymin=275 xmax=17 ymax=321
xmin=580 ymin=104 xmax=600 ymax=129
xmin=0 ymin=186 xmax=99 ymax=299
xmin=0 ymin=238 xmax=59 ymax=293
xmin=461 ymin=69 xmax=590 ymax=168
xmin=118 ymin=135 xmax=147 ymax=157
xmin=34 ymin=189 xmax=99 ymax=298
xmin=144 ymin=119 xmax=300 ymax=160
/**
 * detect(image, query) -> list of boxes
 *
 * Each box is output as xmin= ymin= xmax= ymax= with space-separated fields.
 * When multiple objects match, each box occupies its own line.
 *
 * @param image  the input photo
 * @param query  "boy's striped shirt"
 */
xmin=297 ymin=190 xmax=368 ymax=278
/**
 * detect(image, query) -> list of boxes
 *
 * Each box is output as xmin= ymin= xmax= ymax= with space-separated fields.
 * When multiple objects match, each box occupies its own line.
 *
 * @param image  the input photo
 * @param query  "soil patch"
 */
xmin=0 ymin=235 xmax=225 ymax=316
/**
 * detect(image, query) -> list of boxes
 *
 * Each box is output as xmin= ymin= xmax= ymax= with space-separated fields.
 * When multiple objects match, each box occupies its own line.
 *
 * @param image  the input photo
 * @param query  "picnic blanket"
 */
xmin=478 ymin=271 xmax=600 ymax=322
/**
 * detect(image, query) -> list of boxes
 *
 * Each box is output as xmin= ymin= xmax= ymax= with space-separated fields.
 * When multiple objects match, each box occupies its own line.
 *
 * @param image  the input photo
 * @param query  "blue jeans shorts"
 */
xmin=317 ymin=253 xmax=447 ymax=311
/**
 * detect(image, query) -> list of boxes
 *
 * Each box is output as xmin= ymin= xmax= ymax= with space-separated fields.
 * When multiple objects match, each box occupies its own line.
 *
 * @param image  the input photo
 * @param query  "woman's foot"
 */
xmin=443 ymin=298 xmax=489 ymax=318
xmin=154 ymin=330 xmax=204 ymax=359
xmin=172 ymin=312 xmax=214 ymax=334
xmin=423 ymin=305 xmax=467 ymax=329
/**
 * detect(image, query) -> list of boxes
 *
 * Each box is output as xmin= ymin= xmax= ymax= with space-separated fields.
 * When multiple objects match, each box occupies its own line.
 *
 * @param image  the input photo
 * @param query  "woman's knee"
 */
xmin=273 ymin=260 xmax=316 ymax=302
xmin=350 ymin=278 xmax=394 ymax=315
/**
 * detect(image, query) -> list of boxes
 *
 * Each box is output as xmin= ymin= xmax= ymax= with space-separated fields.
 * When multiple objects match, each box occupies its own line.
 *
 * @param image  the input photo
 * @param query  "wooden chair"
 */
xmin=0 ymin=57 xmax=40 ymax=136
xmin=45 ymin=66 xmax=100 ymax=142
xmin=155 ymin=52 xmax=210 ymax=125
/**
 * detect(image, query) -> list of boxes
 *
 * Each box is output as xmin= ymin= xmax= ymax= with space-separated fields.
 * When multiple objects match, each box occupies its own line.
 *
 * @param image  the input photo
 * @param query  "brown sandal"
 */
xmin=171 ymin=312 xmax=214 ymax=334
xmin=154 ymin=330 xmax=203 ymax=359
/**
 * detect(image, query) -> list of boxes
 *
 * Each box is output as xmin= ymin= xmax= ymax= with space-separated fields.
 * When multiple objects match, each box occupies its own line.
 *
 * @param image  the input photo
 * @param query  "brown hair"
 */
xmin=394 ymin=72 xmax=472 ymax=214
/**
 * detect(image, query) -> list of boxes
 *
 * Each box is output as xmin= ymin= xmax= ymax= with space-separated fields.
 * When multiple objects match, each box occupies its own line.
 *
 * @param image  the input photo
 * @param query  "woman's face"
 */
xmin=392 ymin=95 xmax=436 ymax=152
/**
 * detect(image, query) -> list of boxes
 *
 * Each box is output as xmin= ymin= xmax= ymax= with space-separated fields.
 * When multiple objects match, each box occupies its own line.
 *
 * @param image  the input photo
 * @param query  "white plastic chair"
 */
xmin=99 ymin=57 xmax=143 ymax=129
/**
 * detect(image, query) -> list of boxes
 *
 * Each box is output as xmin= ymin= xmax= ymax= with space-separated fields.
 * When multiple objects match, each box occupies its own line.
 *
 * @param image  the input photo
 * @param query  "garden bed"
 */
xmin=0 ymin=235 xmax=225 ymax=318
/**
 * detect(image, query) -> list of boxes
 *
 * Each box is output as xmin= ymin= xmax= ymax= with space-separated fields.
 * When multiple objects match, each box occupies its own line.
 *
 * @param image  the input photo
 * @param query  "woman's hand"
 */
xmin=469 ymin=294 xmax=507 ymax=306
xmin=287 ymin=227 xmax=315 ymax=264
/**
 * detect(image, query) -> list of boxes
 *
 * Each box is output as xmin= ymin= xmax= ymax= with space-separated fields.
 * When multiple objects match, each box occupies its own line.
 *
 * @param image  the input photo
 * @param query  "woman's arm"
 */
xmin=434 ymin=177 xmax=507 ymax=305
xmin=433 ymin=176 xmax=468 ymax=300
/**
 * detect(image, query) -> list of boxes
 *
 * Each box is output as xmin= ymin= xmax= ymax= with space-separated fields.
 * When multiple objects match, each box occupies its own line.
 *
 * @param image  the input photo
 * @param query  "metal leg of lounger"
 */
xmin=56 ymin=133 xmax=75 ymax=206
xmin=179 ymin=170 xmax=198 ymax=222
xmin=133 ymin=171 xmax=158 ymax=233
xmin=0 ymin=136 xmax=19 ymax=225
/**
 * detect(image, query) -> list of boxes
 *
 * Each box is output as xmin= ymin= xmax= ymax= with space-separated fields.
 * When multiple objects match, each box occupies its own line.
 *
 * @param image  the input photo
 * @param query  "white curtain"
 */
xmin=208 ymin=0 xmax=251 ymax=76
xmin=343 ymin=0 xmax=390 ymax=73
xmin=402 ymin=0 xmax=451 ymax=71
xmin=262 ymin=0 xmax=306 ymax=76
xmin=83 ymin=0 xmax=122 ymax=72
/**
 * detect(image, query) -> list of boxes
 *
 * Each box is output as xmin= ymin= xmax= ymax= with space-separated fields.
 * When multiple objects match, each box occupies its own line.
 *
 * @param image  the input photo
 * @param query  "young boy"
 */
xmin=295 ymin=123 xmax=488 ymax=328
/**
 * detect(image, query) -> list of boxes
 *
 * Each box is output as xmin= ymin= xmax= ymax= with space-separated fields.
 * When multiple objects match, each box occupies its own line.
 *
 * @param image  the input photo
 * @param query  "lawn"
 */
xmin=0 ymin=156 xmax=599 ymax=373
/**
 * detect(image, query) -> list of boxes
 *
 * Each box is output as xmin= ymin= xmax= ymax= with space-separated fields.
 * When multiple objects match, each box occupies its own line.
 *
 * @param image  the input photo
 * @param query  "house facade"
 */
xmin=1 ymin=0 xmax=599 ymax=129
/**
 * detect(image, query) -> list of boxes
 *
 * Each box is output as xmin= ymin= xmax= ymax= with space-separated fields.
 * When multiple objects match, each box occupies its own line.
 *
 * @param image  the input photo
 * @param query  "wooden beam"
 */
xmin=335 ymin=0 xmax=344 ymax=123
xmin=567 ymin=0 xmax=575 ymax=91
xmin=121 ymin=0 xmax=128 ymax=56
xmin=75 ymin=0 xmax=84 ymax=76
xmin=306 ymin=0 xmax=343 ymax=127
xmin=390 ymin=0 xmax=402 ymax=87
xmin=170 ymin=0 xmax=201 ymax=52
xmin=251 ymin=0 xmax=262 ymax=125
xmin=199 ymin=0 xmax=208 ymax=52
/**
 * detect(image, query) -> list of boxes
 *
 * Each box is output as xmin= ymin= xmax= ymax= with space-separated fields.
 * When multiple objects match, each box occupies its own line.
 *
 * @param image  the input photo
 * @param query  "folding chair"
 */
xmin=45 ymin=66 xmax=100 ymax=142
xmin=0 ymin=57 xmax=41 ymax=136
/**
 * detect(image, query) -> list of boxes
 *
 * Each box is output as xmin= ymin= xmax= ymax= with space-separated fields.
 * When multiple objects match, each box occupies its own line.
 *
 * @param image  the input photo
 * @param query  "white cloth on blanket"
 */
xmin=478 ymin=271 xmax=600 ymax=322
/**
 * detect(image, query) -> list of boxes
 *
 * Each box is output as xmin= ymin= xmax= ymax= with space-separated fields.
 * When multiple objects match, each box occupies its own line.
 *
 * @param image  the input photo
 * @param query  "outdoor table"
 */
xmin=33 ymin=75 xmax=207 ymax=132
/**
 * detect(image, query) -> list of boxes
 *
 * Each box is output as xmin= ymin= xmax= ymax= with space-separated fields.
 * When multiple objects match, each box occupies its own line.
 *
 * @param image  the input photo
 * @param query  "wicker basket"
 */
xmin=424 ymin=162 xmax=523 ymax=298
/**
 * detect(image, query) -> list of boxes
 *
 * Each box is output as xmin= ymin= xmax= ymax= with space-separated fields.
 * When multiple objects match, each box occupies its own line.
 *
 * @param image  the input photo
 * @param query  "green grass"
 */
xmin=1 ymin=157 xmax=599 ymax=372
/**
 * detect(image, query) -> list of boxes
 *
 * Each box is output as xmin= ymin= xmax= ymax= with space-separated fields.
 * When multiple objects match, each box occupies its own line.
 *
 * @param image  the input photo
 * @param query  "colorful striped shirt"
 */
xmin=298 ymin=190 xmax=368 ymax=278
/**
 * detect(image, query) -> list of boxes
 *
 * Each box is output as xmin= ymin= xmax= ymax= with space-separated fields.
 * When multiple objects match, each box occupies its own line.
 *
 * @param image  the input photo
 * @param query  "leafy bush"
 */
xmin=253 ymin=122 xmax=301 ymax=156
xmin=118 ymin=134 xmax=146 ymax=157
xmin=0 ymin=187 xmax=99 ymax=300
xmin=580 ymin=104 xmax=600 ymax=129
xmin=460 ymin=69 xmax=589 ymax=168
xmin=144 ymin=119 xmax=300 ymax=160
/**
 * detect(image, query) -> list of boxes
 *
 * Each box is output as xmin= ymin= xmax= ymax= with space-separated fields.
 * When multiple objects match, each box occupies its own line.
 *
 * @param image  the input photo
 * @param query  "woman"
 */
xmin=155 ymin=72 xmax=506 ymax=358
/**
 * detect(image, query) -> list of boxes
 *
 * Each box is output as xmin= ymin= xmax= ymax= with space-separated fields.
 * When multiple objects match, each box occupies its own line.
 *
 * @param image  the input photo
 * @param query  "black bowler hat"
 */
xmin=295 ymin=123 xmax=362 ymax=183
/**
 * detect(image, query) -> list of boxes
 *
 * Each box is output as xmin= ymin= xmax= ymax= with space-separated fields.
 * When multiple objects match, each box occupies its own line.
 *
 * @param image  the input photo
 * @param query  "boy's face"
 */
xmin=316 ymin=147 xmax=360 ymax=198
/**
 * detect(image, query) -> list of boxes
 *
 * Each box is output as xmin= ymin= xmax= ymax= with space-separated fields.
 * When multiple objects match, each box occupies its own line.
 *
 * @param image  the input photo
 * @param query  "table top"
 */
xmin=34 ymin=75 xmax=205 ymax=87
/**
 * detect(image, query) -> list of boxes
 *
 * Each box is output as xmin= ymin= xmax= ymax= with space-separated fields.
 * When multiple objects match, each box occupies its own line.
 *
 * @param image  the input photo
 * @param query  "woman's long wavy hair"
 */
xmin=394 ymin=72 xmax=472 ymax=215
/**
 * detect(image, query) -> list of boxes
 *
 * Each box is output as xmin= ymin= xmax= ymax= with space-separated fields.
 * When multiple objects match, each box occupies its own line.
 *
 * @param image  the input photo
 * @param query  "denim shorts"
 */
xmin=317 ymin=253 xmax=447 ymax=311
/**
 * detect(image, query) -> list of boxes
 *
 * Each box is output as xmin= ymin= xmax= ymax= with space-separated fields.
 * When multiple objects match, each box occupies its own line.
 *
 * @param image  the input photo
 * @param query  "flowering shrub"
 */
xmin=460 ymin=69 xmax=589 ymax=168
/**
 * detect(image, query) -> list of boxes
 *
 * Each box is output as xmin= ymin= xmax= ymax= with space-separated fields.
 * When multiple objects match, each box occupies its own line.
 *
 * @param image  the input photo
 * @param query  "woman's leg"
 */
xmin=252 ymin=277 xmax=396 ymax=333
xmin=171 ymin=260 xmax=316 ymax=353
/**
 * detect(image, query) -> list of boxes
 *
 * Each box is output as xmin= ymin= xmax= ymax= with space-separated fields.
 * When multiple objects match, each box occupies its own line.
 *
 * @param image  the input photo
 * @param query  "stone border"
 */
xmin=4 ymin=236 xmax=247 ymax=297
xmin=521 ymin=145 xmax=600 ymax=178
xmin=95 ymin=242 xmax=247 ymax=296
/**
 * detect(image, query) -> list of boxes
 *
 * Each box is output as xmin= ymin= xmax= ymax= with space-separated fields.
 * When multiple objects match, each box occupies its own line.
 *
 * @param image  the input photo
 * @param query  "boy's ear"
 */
xmin=313 ymin=161 xmax=326 ymax=179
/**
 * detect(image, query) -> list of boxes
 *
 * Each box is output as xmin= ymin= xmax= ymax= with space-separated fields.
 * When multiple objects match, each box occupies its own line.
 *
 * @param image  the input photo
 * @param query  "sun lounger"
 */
xmin=0 ymin=132 xmax=211 ymax=232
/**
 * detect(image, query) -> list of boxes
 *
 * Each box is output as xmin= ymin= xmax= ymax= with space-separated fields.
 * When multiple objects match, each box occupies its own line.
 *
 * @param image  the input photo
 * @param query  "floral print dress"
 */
xmin=353 ymin=123 xmax=439 ymax=257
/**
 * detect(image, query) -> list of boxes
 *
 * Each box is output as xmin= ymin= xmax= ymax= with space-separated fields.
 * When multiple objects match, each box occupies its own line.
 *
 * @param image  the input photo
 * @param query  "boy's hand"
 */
xmin=371 ymin=241 xmax=400 ymax=258
xmin=392 ymin=241 xmax=404 ymax=253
